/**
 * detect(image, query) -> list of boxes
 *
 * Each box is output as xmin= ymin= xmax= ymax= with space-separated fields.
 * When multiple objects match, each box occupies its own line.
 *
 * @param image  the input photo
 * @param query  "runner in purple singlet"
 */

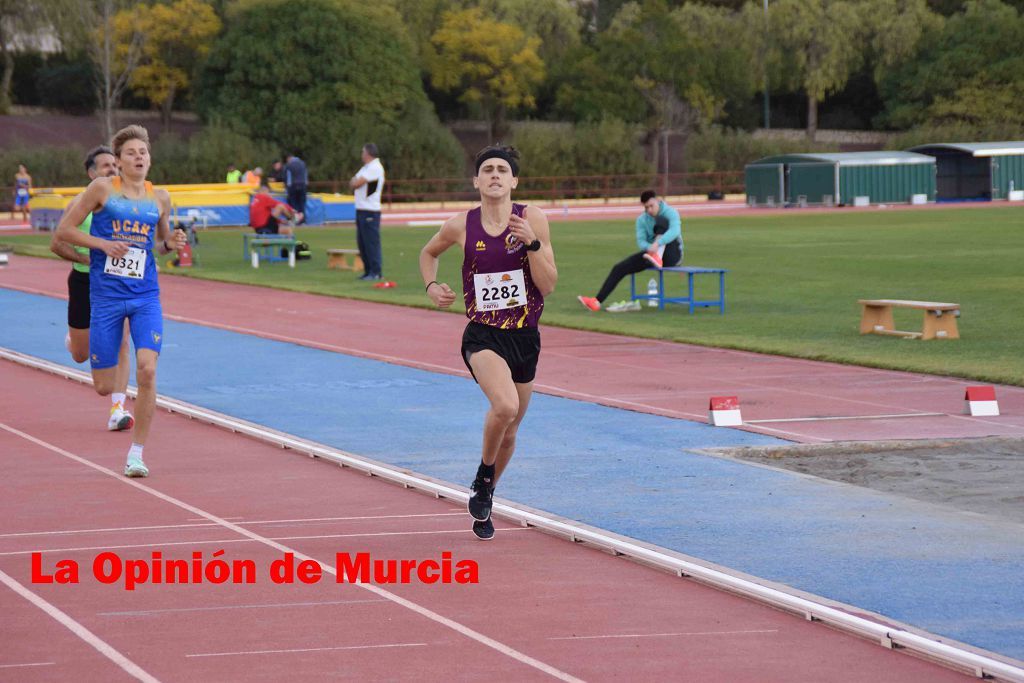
xmin=419 ymin=145 xmax=558 ymax=540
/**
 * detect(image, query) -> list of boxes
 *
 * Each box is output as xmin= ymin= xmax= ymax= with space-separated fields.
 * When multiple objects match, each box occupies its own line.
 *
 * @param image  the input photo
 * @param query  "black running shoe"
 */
xmin=467 ymin=477 xmax=494 ymax=522
xmin=472 ymin=517 xmax=495 ymax=540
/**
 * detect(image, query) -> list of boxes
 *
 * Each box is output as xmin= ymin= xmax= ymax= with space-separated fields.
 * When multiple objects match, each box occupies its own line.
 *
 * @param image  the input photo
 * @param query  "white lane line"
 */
xmin=244 ymin=512 xmax=466 ymax=525
xmin=0 ymin=513 xmax=467 ymax=539
xmin=186 ymin=642 xmax=428 ymax=658
xmin=0 ymin=522 xmax=214 ymax=538
xmin=0 ymin=568 xmax=159 ymax=682
xmin=549 ymin=629 xmax=779 ymax=641
xmin=0 ymin=661 xmax=56 ymax=669
xmin=746 ymin=412 xmax=945 ymax=424
xmin=1 ymin=422 xmax=584 ymax=683
xmin=99 ymin=599 xmax=386 ymax=617
xmin=1 ymin=527 xmax=530 ymax=557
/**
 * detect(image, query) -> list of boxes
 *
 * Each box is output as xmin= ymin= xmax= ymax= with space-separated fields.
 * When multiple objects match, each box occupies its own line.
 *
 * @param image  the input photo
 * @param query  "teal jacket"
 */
xmin=635 ymin=201 xmax=682 ymax=251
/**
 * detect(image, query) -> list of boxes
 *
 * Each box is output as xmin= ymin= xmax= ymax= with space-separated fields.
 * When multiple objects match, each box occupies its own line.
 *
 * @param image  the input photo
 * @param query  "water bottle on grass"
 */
xmin=647 ymin=278 xmax=658 ymax=307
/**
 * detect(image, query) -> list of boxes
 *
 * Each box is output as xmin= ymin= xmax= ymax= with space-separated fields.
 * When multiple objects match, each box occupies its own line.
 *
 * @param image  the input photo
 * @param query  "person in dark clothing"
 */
xmin=284 ymin=151 xmax=308 ymax=222
xmin=269 ymin=158 xmax=286 ymax=183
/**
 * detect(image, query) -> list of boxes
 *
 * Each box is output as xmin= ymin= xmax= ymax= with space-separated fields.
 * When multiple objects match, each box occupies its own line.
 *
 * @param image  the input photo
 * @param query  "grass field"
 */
xmin=4 ymin=206 xmax=1023 ymax=384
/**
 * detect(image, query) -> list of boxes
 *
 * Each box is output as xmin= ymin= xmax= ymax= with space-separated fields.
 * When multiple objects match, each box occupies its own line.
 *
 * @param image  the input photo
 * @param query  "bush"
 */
xmin=197 ymin=0 xmax=462 ymax=180
xmin=0 ymin=146 xmax=89 ymax=189
xmin=886 ymin=123 xmax=1024 ymax=150
xmin=35 ymin=60 xmax=97 ymax=115
xmin=686 ymin=127 xmax=839 ymax=172
xmin=0 ymin=125 xmax=280 ymax=188
xmin=510 ymin=117 xmax=649 ymax=177
xmin=148 ymin=123 xmax=281 ymax=184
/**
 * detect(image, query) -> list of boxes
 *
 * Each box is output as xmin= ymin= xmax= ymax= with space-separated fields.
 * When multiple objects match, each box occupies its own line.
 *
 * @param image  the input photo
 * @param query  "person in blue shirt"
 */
xmin=578 ymin=190 xmax=683 ymax=311
xmin=55 ymin=124 xmax=186 ymax=478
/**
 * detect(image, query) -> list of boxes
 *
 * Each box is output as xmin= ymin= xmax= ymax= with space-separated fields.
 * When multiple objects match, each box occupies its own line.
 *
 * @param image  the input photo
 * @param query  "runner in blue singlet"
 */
xmin=13 ymin=164 xmax=31 ymax=223
xmin=55 ymin=125 xmax=186 ymax=478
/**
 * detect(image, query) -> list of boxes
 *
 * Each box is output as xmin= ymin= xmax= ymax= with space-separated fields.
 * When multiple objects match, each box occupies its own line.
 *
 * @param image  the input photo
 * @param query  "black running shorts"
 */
xmin=67 ymin=269 xmax=90 ymax=330
xmin=461 ymin=321 xmax=541 ymax=384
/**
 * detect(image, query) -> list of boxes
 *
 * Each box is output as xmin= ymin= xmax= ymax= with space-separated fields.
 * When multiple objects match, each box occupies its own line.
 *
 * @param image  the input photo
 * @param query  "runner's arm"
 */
xmin=50 ymin=195 xmax=89 ymax=264
xmin=420 ymin=214 xmax=464 ymax=308
xmin=154 ymin=189 xmax=184 ymax=254
xmin=55 ymin=179 xmax=127 ymax=257
xmin=512 ymin=205 xmax=557 ymax=296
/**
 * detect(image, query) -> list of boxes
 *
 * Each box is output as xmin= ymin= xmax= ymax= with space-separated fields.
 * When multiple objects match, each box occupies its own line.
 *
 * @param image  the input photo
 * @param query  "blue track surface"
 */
xmin=2 ymin=287 xmax=1022 ymax=660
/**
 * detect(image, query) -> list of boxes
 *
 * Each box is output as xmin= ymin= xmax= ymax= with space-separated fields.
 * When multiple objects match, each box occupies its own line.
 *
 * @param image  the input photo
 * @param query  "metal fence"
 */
xmin=307 ymin=171 xmax=744 ymax=207
xmin=2 ymin=172 xmax=743 ymax=216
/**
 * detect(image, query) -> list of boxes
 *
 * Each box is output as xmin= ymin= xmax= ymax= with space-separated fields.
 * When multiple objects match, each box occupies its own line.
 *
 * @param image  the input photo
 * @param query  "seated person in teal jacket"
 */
xmin=578 ymin=190 xmax=683 ymax=311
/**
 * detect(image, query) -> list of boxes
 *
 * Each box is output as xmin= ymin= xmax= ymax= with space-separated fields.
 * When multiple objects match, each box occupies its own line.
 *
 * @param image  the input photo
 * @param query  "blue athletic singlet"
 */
xmin=87 ymin=177 xmax=164 ymax=369
xmin=14 ymin=176 xmax=30 ymax=206
xmin=89 ymin=177 xmax=161 ymax=299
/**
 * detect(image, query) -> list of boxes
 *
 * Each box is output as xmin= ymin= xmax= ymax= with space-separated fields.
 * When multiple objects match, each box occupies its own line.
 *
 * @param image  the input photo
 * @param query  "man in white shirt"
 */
xmin=349 ymin=143 xmax=385 ymax=280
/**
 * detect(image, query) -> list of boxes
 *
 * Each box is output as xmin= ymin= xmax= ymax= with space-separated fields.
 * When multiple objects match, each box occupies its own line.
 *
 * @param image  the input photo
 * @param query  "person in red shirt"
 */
xmin=250 ymin=178 xmax=302 ymax=234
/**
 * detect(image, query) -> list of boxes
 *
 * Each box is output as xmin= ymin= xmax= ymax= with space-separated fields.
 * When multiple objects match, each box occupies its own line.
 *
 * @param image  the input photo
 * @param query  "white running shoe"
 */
xmin=124 ymin=458 xmax=149 ymax=478
xmin=108 ymin=403 xmax=135 ymax=432
xmin=606 ymin=300 xmax=642 ymax=313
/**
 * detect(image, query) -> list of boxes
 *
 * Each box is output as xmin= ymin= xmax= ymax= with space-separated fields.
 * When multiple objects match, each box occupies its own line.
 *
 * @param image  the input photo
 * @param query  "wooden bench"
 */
xmin=327 ymin=248 xmax=364 ymax=272
xmin=859 ymin=299 xmax=960 ymax=340
xmin=250 ymin=237 xmax=297 ymax=268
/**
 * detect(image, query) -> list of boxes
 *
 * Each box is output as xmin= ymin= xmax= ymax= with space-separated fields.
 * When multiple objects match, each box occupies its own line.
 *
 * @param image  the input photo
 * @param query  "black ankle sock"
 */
xmin=477 ymin=462 xmax=495 ymax=484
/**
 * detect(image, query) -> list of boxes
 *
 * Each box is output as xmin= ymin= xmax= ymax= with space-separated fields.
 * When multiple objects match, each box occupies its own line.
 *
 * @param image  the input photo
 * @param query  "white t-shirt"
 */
xmin=354 ymin=158 xmax=385 ymax=211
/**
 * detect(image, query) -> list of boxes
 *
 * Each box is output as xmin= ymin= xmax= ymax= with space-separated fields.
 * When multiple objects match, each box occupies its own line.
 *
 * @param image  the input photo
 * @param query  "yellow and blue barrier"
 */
xmin=28 ymin=182 xmax=356 ymax=228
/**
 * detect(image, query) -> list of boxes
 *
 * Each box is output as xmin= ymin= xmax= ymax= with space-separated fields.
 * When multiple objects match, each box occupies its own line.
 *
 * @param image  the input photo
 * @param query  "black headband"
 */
xmin=475 ymin=150 xmax=519 ymax=177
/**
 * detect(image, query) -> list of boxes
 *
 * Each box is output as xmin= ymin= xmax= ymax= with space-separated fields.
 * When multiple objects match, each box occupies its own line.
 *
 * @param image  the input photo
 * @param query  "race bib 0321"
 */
xmin=103 ymin=246 xmax=147 ymax=279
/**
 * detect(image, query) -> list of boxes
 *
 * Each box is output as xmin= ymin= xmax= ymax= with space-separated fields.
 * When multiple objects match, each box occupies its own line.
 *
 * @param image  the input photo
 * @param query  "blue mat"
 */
xmin=2 ymin=286 xmax=1021 ymax=660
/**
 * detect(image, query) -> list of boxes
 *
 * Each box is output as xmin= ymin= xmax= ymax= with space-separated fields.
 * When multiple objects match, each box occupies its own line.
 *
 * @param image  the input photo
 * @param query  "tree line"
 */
xmin=2 ymin=0 xmax=1022 ymax=182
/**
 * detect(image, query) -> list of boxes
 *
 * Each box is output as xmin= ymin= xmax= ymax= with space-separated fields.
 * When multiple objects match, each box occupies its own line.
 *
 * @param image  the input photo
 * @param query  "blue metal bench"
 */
xmin=243 ymin=233 xmax=293 ymax=264
xmin=630 ymin=266 xmax=727 ymax=313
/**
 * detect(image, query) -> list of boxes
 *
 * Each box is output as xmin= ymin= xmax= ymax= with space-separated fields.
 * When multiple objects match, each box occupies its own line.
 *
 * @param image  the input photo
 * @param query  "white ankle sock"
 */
xmin=127 ymin=443 xmax=144 ymax=461
xmin=112 ymin=393 xmax=126 ymax=407
xmin=656 ymin=244 xmax=665 ymax=258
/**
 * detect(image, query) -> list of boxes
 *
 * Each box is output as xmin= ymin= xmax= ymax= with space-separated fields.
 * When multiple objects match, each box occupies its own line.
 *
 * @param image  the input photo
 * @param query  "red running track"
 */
xmin=2 ymin=256 xmax=1022 ymax=444
xmin=0 ymin=361 xmax=973 ymax=682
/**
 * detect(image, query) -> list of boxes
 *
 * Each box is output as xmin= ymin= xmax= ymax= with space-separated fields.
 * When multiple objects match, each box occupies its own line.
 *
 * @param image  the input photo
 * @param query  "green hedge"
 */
xmin=886 ymin=122 xmax=1024 ymax=150
xmin=1 ymin=147 xmax=87 ymax=189
xmin=686 ymin=127 xmax=839 ymax=172
xmin=510 ymin=118 xmax=650 ymax=177
xmin=0 ymin=124 xmax=278 ymax=188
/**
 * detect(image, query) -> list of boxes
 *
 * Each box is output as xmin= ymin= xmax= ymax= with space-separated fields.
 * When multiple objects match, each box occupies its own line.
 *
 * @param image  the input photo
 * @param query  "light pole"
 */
xmin=763 ymin=0 xmax=770 ymax=129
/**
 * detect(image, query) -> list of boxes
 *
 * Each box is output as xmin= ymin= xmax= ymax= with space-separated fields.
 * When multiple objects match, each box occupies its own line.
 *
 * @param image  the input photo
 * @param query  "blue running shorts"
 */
xmin=89 ymin=295 xmax=163 ymax=369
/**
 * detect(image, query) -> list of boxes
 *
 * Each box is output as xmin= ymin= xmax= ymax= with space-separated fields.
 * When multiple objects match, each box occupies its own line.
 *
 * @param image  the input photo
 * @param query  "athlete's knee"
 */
xmin=135 ymin=359 xmax=157 ymax=387
xmin=70 ymin=346 xmax=90 ymax=364
xmin=93 ymin=377 xmax=114 ymax=396
xmin=489 ymin=398 xmax=519 ymax=425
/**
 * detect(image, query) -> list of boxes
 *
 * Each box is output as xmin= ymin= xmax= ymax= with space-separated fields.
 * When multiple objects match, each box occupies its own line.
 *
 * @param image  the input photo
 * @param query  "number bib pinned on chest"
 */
xmin=104 ymin=246 xmax=147 ymax=279
xmin=473 ymin=269 xmax=526 ymax=311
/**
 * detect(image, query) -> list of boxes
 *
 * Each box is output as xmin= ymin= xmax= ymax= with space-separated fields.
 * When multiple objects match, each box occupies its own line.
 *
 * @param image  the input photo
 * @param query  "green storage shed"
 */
xmin=745 ymin=152 xmax=936 ymax=207
xmin=907 ymin=142 xmax=1024 ymax=201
